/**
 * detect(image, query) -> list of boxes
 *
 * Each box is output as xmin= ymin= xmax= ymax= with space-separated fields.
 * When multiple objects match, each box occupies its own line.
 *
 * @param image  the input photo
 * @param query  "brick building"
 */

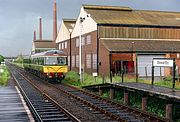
xmin=32 ymin=40 xmax=57 ymax=54
xmin=56 ymin=5 xmax=180 ymax=77
xmin=32 ymin=1 xmax=58 ymax=54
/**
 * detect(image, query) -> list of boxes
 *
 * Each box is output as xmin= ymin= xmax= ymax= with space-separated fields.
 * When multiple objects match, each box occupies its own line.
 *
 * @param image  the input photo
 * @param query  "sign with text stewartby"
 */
xmin=153 ymin=58 xmax=174 ymax=67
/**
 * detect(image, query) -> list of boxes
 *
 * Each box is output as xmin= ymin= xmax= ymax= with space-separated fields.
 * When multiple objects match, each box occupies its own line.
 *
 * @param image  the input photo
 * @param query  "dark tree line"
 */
xmin=0 ymin=55 xmax=4 ymax=64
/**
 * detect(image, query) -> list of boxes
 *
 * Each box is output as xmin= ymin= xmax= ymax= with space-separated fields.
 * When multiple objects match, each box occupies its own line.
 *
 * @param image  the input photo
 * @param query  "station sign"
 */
xmin=153 ymin=58 xmax=174 ymax=67
xmin=92 ymin=72 xmax=98 ymax=77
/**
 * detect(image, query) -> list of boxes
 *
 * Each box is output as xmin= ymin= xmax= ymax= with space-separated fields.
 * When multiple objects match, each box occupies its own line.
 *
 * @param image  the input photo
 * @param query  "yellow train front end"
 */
xmin=43 ymin=65 xmax=68 ymax=81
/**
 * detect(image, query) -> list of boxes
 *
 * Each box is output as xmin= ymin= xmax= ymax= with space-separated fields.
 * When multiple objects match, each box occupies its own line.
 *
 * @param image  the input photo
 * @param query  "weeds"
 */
xmin=0 ymin=66 xmax=10 ymax=86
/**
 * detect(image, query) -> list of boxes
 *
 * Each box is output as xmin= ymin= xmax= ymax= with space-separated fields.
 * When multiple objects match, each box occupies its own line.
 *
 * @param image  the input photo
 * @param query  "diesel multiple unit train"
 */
xmin=23 ymin=50 xmax=68 ymax=82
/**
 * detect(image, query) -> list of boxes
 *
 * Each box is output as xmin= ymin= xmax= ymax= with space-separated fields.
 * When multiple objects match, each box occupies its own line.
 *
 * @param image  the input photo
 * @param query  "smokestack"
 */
xmin=53 ymin=0 xmax=57 ymax=41
xmin=39 ymin=17 xmax=42 ymax=40
xmin=34 ymin=30 xmax=36 ymax=41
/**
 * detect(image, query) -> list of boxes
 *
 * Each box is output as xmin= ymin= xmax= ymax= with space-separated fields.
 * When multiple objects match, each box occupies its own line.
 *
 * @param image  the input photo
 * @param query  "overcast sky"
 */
xmin=0 ymin=0 xmax=180 ymax=57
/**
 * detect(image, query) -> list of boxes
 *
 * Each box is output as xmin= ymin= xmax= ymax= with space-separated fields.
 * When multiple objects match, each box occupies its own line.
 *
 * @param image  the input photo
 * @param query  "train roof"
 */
xmin=31 ymin=50 xmax=66 ymax=58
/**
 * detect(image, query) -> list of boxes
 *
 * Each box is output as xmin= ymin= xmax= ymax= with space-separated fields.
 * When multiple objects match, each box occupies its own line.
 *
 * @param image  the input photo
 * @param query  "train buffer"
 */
xmin=0 ymin=86 xmax=33 ymax=122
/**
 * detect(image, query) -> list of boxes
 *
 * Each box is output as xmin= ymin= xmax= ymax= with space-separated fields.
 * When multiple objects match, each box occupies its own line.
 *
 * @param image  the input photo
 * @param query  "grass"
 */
xmin=12 ymin=62 xmax=24 ymax=68
xmin=63 ymin=71 xmax=180 ymax=90
xmin=62 ymin=71 xmax=105 ymax=87
xmin=0 ymin=65 xmax=10 ymax=86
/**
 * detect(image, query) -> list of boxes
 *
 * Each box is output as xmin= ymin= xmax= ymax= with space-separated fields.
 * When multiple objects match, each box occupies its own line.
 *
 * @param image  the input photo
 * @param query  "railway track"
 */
xmin=8 ymin=63 xmax=80 ymax=122
xmin=9 ymin=63 xmax=170 ymax=122
xmin=51 ymin=84 xmax=170 ymax=122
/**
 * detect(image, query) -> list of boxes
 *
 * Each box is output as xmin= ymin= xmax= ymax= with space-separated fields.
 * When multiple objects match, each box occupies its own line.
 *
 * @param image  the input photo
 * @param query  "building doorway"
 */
xmin=112 ymin=60 xmax=134 ymax=75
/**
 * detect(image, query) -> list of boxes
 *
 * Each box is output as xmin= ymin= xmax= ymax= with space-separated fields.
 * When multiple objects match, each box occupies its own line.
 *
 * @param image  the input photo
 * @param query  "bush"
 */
xmin=0 ymin=55 xmax=4 ymax=64
xmin=0 ymin=66 xmax=10 ymax=86
xmin=15 ymin=55 xmax=23 ymax=63
xmin=63 ymin=71 xmax=81 ymax=86
xmin=65 ymin=71 xmax=79 ymax=81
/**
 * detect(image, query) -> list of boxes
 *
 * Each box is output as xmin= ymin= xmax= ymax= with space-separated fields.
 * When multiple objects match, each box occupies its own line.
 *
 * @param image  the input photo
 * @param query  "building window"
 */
xmin=86 ymin=35 xmax=91 ymax=45
xmin=59 ymin=43 xmax=61 ymax=50
xmin=68 ymin=56 xmax=70 ymax=67
xmin=62 ymin=42 xmax=64 ymax=49
xmin=72 ymin=55 xmax=75 ymax=67
xmin=86 ymin=54 xmax=91 ymax=68
xmin=65 ymin=41 xmax=67 ymax=49
xmin=93 ymin=54 xmax=97 ymax=69
xmin=76 ymin=55 xmax=79 ymax=67
xmin=82 ymin=36 xmax=85 ymax=46
xmin=76 ymin=38 xmax=79 ymax=47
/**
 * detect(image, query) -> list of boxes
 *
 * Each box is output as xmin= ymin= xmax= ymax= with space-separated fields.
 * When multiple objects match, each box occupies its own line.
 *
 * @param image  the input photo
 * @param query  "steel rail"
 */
xmin=8 ymin=63 xmax=81 ymax=122
xmin=64 ymin=83 xmax=170 ymax=122
xmin=10 ymin=66 xmax=43 ymax=122
xmin=12 ymin=63 xmax=170 ymax=122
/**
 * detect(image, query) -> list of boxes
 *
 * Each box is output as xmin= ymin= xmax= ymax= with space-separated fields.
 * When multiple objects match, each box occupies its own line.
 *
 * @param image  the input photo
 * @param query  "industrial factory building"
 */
xmin=32 ymin=1 xmax=58 ymax=54
xmin=55 ymin=4 xmax=180 ymax=78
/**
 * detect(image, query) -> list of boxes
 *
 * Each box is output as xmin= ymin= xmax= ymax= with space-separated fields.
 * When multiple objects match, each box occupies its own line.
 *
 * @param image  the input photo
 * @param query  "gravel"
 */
xmin=24 ymin=72 xmax=117 ymax=122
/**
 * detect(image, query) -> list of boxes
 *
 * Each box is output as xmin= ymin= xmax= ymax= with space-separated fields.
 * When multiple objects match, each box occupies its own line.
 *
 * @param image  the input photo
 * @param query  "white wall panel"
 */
xmin=138 ymin=55 xmax=165 ymax=77
xmin=71 ymin=7 xmax=97 ymax=38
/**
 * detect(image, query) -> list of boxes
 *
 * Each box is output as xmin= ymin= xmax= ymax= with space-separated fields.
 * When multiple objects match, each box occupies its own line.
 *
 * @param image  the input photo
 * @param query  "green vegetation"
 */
xmin=114 ymin=89 xmax=124 ymax=103
xmin=62 ymin=71 xmax=107 ymax=87
xmin=12 ymin=55 xmax=24 ymax=68
xmin=0 ymin=55 xmax=4 ymax=64
xmin=63 ymin=71 xmax=180 ymax=90
xmin=63 ymin=72 xmax=179 ymax=119
xmin=0 ymin=66 xmax=10 ymax=86
xmin=15 ymin=55 xmax=23 ymax=63
xmin=147 ymin=96 xmax=166 ymax=117
xmin=112 ymin=75 xmax=180 ymax=89
xmin=101 ymin=90 xmax=109 ymax=99
xmin=129 ymin=92 xmax=142 ymax=109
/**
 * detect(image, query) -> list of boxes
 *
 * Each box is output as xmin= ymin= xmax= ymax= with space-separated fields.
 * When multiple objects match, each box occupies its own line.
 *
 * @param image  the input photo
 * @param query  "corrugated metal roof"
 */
xmin=83 ymin=5 xmax=180 ymax=26
xmin=101 ymin=39 xmax=180 ymax=53
xmin=33 ymin=40 xmax=57 ymax=48
xmin=83 ymin=4 xmax=132 ymax=11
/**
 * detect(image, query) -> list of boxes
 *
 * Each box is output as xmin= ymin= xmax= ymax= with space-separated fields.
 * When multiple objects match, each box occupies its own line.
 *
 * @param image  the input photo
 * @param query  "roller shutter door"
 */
xmin=138 ymin=55 xmax=164 ymax=77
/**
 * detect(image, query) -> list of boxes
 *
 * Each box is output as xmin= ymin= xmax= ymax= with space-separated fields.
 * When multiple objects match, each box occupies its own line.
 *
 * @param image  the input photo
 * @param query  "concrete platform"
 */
xmin=111 ymin=82 xmax=180 ymax=101
xmin=0 ymin=86 xmax=33 ymax=122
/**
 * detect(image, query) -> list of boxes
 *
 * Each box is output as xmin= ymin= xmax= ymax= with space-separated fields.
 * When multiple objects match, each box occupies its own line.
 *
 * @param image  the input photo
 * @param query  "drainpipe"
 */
xmin=97 ymin=25 xmax=99 ymax=74
xmin=109 ymin=52 xmax=112 ymax=83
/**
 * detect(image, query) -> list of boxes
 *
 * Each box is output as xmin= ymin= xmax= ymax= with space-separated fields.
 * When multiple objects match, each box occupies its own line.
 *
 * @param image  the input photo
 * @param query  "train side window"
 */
xmin=39 ymin=57 xmax=44 ymax=65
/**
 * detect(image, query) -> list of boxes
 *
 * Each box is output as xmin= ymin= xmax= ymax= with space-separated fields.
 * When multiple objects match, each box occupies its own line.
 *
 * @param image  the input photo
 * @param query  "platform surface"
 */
xmin=0 ymin=86 xmax=30 ymax=122
xmin=111 ymin=82 xmax=180 ymax=100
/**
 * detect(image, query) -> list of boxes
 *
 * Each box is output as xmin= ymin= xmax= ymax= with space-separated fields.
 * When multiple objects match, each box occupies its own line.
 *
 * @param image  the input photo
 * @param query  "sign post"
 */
xmin=93 ymin=72 xmax=98 ymax=82
xmin=152 ymin=58 xmax=175 ymax=90
xmin=172 ymin=59 xmax=176 ymax=89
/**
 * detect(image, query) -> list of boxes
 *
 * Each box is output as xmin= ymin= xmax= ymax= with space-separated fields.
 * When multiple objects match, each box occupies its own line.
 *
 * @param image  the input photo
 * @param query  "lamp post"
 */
xmin=79 ymin=18 xmax=83 ymax=83
xmin=79 ymin=17 xmax=85 ymax=83
xmin=79 ymin=15 xmax=89 ymax=83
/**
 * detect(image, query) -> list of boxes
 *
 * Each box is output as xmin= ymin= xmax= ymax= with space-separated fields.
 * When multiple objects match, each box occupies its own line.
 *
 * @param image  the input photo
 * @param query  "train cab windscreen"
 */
xmin=45 ymin=57 xmax=67 ymax=65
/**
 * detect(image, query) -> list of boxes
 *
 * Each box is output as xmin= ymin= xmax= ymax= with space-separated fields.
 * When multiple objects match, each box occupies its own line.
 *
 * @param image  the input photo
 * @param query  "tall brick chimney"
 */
xmin=34 ymin=30 xmax=36 ymax=41
xmin=53 ymin=0 xmax=57 ymax=42
xmin=39 ymin=17 xmax=42 ymax=40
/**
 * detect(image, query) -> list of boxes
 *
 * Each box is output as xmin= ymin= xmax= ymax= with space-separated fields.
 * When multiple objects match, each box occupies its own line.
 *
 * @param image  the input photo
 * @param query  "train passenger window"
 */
xmin=38 ymin=57 xmax=44 ymax=65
